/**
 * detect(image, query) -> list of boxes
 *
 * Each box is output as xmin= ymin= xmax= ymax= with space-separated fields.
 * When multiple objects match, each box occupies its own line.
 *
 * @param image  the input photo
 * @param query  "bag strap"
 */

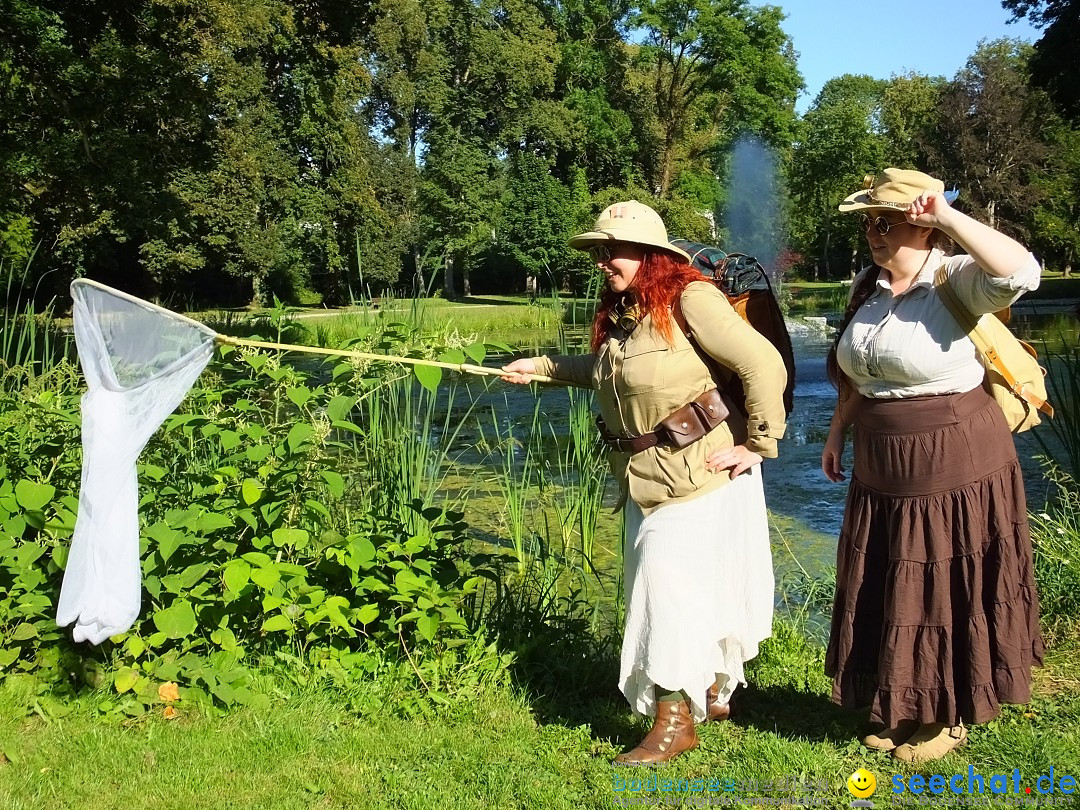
xmin=933 ymin=265 xmax=1054 ymax=417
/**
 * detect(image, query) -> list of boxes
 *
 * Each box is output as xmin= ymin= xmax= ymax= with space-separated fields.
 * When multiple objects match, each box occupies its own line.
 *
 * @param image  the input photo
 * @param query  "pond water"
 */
xmin=437 ymin=302 xmax=1078 ymax=585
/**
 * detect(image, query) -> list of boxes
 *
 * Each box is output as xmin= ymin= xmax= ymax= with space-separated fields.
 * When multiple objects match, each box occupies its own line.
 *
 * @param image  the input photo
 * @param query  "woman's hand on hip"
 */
xmin=500 ymin=357 xmax=538 ymax=384
xmin=821 ymin=430 xmax=847 ymax=483
xmin=706 ymin=444 xmax=762 ymax=480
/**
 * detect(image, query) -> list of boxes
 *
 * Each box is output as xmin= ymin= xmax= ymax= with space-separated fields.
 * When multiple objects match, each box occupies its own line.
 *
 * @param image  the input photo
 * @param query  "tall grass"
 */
xmin=1036 ymin=336 xmax=1080 ymax=481
xmin=1 ymin=257 xmax=70 ymax=390
xmin=486 ymin=395 xmax=540 ymax=572
xmin=1030 ymin=463 xmax=1080 ymax=643
xmin=782 ymin=284 xmax=849 ymax=316
xmin=359 ymin=372 xmax=485 ymax=538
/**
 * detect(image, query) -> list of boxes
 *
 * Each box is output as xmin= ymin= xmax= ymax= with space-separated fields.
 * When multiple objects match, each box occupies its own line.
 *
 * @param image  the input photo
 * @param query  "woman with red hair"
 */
xmin=502 ymin=200 xmax=788 ymax=764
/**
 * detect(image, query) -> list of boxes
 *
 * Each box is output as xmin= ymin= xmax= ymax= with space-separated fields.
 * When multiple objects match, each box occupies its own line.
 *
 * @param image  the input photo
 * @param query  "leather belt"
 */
xmin=596 ymin=387 xmax=729 ymax=455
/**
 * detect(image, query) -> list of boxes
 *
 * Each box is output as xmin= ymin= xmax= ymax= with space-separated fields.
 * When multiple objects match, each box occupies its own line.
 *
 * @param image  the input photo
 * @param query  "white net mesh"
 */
xmin=58 ymin=280 xmax=217 ymax=644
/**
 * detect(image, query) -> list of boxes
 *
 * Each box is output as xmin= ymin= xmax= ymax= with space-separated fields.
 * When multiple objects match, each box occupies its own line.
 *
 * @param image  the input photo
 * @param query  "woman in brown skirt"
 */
xmin=821 ymin=169 xmax=1044 ymax=763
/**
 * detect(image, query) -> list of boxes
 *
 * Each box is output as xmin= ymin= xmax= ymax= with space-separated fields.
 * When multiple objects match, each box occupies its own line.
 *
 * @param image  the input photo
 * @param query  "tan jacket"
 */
xmin=534 ymin=281 xmax=788 ymax=515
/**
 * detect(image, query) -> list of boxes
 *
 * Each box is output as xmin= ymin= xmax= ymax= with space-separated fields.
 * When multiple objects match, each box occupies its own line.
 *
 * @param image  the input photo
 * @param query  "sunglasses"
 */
xmin=587 ymin=244 xmax=613 ymax=263
xmin=860 ymin=214 xmax=909 ymax=236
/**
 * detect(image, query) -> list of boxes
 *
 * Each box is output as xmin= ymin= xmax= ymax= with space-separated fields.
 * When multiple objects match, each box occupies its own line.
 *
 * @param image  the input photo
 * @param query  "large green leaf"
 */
xmin=223 ymin=561 xmax=251 ymax=594
xmin=250 ymin=566 xmax=280 ymax=590
xmin=464 ymin=342 xmax=487 ymax=364
xmin=286 ymin=387 xmax=312 ymax=407
xmin=287 ymin=423 xmax=314 ymax=452
xmin=113 ymin=667 xmax=139 ymax=694
xmin=413 ymin=365 xmax=442 ymax=393
xmin=437 ymin=348 xmax=466 ymax=366
xmin=272 ymin=528 xmax=310 ymax=549
xmin=416 ymin=611 xmax=440 ymax=641
xmin=153 ymin=600 xmax=197 ymax=640
xmin=326 ymin=395 xmax=357 ymax=422
xmin=10 ymin=623 xmax=39 ymax=641
xmin=146 ymin=523 xmax=186 ymax=563
xmin=241 ymin=478 xmax=264 ymax=506
xmin=261 ymin=615 xmax=293 ymax=633
xmin=0 ymin=647 xmax=20 ymax=669
xmin=320 ymin=471 xmax=345 ymax=500
xmin=355 ymin=604 xmax=379 ymax=625
xmin=15 ymin=480 xmax=55 ymax=512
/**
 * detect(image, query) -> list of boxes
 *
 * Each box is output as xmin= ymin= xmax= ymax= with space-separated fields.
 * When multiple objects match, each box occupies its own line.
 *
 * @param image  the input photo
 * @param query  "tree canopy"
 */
xmin=1 ymin=1 xmax=1078 ymax=300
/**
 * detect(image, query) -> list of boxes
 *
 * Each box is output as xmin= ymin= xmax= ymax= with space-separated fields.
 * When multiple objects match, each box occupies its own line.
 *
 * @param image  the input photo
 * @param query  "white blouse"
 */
xmin=837 ymin=249 xmax=1041 ymax=399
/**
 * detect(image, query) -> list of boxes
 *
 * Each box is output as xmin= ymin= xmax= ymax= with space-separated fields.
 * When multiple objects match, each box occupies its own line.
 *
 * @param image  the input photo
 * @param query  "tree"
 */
xmin=631 ymin=0 xmax=800 ymax=198
xmin=1030 ymin=121 xmax=1080 ymax=275
xmin=1002 ymin=0 xmax=1080 ymax=120
xmin=788 ymin=75 xmax=887 ymax=278
xmin=499 ymin=151 xmax=579 ymax=291
xmin=879 ymin=72 xmax=944 ymax=167
xmin=0 ymin=0 xmax=215 ymax=298
xmin=922 ymin=39 xmax=1053 ymax=237
xmin=543 ymin=0 xmax=638 ymax=190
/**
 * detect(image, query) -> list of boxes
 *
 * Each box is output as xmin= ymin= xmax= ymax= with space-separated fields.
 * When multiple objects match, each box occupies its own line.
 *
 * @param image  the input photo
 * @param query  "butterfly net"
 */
xmin=59 ymin=280 xmax=217 ymax=644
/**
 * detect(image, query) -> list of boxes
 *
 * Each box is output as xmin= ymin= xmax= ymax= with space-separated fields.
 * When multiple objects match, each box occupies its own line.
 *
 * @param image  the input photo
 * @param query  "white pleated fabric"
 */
xmin=57 ymin=281 xmax=215 ymax=644
xmin=619 ymin=465 xmax=774 ymax=722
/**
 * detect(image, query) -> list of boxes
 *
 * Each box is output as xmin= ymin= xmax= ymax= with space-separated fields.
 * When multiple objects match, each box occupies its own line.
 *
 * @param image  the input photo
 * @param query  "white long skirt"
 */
xmin=619 ymin=466 xmax=774 ymax=722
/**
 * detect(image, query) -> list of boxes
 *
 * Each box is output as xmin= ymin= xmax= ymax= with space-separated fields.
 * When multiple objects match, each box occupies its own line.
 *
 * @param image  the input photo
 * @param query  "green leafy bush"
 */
xmin=0 ymin=324 xmax=494 ymax=714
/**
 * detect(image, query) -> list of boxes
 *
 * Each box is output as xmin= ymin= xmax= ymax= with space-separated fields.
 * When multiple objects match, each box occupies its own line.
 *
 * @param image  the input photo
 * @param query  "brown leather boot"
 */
xmin=703 ymin=682 xmax=731 ymax=723
xmin=614 ymin=697 xmax=698 ymax=765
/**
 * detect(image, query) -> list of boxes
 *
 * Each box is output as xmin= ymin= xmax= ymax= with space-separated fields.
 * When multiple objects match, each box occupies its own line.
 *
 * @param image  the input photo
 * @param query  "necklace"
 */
xmin=890 ymin=249 xmax=934 ymax=295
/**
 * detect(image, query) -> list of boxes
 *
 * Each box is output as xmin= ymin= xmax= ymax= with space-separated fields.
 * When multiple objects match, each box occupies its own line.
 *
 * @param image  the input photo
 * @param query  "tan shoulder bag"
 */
xmin=933 ymin=265 xmax=1054 ymax=433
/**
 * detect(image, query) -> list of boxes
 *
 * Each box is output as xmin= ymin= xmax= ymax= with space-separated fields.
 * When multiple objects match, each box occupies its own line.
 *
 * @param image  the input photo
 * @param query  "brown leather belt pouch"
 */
xmin=598 ymin=388 xmax=729 ymax=453
xmin=655 ymin=387 xmax=729 ymax=448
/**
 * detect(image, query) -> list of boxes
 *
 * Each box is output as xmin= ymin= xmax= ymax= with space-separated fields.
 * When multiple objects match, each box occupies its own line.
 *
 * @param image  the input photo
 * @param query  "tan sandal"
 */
xmin=892 ymin=722 xmax=967 ymax=763
xmin=861 ymin=719 xmax=920 ymax=751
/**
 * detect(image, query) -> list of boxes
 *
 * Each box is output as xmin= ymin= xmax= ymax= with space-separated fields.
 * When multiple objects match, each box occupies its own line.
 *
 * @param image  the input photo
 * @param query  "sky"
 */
xmin=778 ymin=0 xmax=1044 ymax=113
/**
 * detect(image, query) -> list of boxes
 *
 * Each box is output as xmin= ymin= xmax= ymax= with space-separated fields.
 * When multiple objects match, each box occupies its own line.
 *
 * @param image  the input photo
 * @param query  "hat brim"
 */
xmin=837 ymin=191 xmax=910 ymax=213
xmin=568 ymin=230 xmax=692 ymax=263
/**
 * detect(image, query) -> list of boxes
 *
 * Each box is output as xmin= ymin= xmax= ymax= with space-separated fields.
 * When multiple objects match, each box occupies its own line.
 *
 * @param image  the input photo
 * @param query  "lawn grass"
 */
xmin=2 ymin=618 xmax=1077 ymax=809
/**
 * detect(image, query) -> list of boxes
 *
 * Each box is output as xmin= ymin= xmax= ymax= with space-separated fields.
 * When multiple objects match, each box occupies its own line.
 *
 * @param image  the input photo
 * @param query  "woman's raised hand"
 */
xmin=706 ymin=444 xmax=762 ymax=480
xmin=500 ymin=357 xmax=538 ymax=384
xmin=904 ymin=191 xmax=954 ymax=229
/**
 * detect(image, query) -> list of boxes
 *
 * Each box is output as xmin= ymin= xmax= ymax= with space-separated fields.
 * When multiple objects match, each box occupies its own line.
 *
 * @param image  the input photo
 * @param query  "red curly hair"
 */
xmin=591 ymin=249 xmax=704 ymax=351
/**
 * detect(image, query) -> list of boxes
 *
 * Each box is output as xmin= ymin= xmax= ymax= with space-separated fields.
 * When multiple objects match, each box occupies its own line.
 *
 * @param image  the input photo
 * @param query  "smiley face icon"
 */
xmin=847 ymin=769 xmax=877 ymax=799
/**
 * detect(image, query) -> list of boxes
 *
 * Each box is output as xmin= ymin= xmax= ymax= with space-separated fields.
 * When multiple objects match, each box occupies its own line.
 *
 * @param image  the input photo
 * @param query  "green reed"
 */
xmin=1034 ymin=333 xmax=1080 ymax=481
xmin=1030 ymin=461 xmax=1080 ymax=641
xmin=485 ymin=396 xmax=540 ymax=573
xmin=1 ymin=256 xmax=70 ymax=390
xmin=359 ymin=372 xmax=484 ymax=539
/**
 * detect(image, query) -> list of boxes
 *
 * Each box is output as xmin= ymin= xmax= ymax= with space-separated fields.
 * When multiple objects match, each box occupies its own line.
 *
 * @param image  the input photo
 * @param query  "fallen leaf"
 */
xmin=158 ymin=681 xmax=180 ymax=703
xmin=162 ymin=706 xmax=179 ymax=720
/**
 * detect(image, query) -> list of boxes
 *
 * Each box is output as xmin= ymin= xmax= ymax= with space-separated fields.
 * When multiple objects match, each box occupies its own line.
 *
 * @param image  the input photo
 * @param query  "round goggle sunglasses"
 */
xmin=860 ymin=214 xmax=909 ymax=236
xmin=587 ymin=245 xmax=613 ymax=263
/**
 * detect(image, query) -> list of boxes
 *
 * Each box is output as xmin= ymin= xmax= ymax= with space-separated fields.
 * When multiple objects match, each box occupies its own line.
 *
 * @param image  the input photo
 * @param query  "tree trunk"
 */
xmin=413 ymin=246 xmax=424 ymax=297
xmin=462 ymin=263 xmax=472 ymax=298
xmin=820 ymin=225 xmax=831 ymax=280
xmin=443 ymin=254 xmax=455 ymax=299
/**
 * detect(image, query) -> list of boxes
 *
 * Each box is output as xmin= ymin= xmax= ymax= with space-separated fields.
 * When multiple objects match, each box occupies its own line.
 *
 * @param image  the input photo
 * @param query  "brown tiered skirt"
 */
xmin=825 ymin=386 xmax=1044 ymax=727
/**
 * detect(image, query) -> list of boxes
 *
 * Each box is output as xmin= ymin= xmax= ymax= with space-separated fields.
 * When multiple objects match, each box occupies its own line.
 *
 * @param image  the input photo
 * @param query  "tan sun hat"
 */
xmin=568 ymin=200 xmax=692 ymax=262
xmin=838 ymin=168 xmax=945 ymax=212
